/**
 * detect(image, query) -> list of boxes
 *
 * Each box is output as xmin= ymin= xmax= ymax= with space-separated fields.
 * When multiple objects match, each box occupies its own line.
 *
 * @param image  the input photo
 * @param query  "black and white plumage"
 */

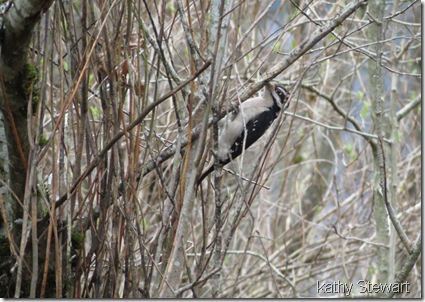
xmin=197 ymin=83 xmax=290 ymax=185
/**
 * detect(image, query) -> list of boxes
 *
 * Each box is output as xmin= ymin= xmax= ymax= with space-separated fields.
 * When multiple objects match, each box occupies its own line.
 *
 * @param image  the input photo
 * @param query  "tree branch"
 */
xmin=396 ymin=95 xmax=421 ymax=121
xmin=386 ymin=235 xmax=421 ymax=298
xmin=141 ymin=0 xmax=368 ymax=178
xmin=0 ymin=0 xmax=55 ymax=225
xmin=42 ymin=60 xmax=211 ymax=221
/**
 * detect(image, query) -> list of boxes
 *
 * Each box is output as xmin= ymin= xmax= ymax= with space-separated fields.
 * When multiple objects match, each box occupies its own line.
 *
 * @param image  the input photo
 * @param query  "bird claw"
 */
xmin=228 ymin=101 xmax=239 ymax=114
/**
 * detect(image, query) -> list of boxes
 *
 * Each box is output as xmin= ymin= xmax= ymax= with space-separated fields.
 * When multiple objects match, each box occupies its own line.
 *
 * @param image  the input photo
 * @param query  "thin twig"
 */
xmin=386 ymin=235 xmax=421 ymax=298
xmin=332 ymin=224 xmax=389 ymax=248
xmin=377 ymin=137 xmax=413 ymax=253
xmin=42 ymin=60 xmax=211 ymax=221
xmin=284 ymin=111 xmax=391 ymax=143
xmin=141 ymin=0 xmax=368 ymax=178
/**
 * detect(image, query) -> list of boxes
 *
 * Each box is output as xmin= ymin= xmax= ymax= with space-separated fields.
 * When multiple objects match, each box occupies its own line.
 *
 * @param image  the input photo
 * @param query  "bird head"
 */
xmin=266 ymin=83 xmax=291 ymax=109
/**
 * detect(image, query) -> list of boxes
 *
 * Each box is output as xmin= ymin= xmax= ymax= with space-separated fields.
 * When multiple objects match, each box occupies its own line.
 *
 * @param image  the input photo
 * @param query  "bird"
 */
xmin=197 ymin=83 xmax=290 ymax=185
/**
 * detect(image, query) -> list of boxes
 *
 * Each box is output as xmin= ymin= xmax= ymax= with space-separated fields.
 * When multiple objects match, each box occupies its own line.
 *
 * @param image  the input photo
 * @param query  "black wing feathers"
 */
xmin=197 ymin=105 xmax=279 ymax=186
xmin=197 ymin=87 xmax=287 ymax=186
xmin=228 ymin=103 xmax=280 ymax=162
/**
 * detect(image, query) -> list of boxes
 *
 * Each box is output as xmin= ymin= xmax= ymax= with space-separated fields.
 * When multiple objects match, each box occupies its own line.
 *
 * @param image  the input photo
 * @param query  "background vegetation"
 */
xmin=0 ymin=0 xmax=421 ymax=298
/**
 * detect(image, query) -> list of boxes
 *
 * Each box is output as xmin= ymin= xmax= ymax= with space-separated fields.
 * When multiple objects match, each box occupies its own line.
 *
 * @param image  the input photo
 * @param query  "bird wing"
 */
xmin=227 ymin=106 xmax=278 ymax=161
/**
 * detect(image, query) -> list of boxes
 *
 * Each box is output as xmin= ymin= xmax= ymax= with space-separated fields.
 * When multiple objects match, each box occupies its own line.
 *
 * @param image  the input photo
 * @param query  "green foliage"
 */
xmin=360 ymin=102 xmax=369 ymax=120
xmin=89 ymin=73 xmax=96 ymax=86
xmin=293 ymin=153 xmax=304 ymax=164
xmin=343 ymin=143 xmax=357 ymax=160
xmin=357 ymin=90 xmax=363 ymax=101
xmin=166 ymin=2 xmax=175 ymax=13
xmin=143 ymin=218 xmax=148 ymax=229
xmin=90 ymin=106 xmax=100 ymax=118
xmin=63 ymin=60 xmax=69 ymax=72
xmin=297 ymin=128 xmax=304 ymax=138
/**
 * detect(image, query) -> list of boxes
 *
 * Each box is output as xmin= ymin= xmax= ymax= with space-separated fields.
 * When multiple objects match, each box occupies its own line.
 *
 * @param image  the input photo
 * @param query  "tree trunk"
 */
xmin=0 ymin=0 xmax=55 ymax=297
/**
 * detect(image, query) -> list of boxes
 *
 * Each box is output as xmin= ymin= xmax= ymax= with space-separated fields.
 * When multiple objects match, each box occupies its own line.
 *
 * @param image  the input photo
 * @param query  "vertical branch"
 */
xmin=208 ymin=0 xmax=230 ymax=297
xmin=388 ymin=0 xmax=400 ymax=283
xmin=369 ymin=3 xmax=413 ymax=294
xmin=29 ymin=164 xmax=38 ymax=298
xmin=14 ymin=178 xmax=30 ymax=297
xmin=177 ymin=0 xmax=196 ymax=209
xmin=211 ymin=87 xmax=221 ymax=298
xmin=369 ymin=0 xmax=412 ymax=256
xmin=157 ymin=0 xmax=210 ymax=295
xmin=368 ymin=0 xmax=390 ymax=286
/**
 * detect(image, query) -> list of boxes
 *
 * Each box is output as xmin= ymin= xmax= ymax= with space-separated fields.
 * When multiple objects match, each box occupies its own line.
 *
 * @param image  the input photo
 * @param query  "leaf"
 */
xmin=297 ymin=128 xmax=304 ymax=137
xmin=343 ymin=143 xmax=357 ymax=160
xmin=294 ymin=154 xmax=303 ymax=164
xmin=357 ymin=91 xmax=363 ymax=101
xmin=90 ymin=106 xmax=100 ymax=118
xmin=89 ymin=74 xmax=95 ymax=86
xmin=166 ymin=2 xmax=175 ymax=13
xmin=360 ymin=102 xmax=369 ymax=120
xmin=63 ymin=60 xmax=69 ymax=72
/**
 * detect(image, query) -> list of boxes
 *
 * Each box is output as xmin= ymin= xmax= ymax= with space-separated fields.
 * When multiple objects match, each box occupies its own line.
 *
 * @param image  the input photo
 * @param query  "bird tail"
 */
xmin=196 ymin=164 xmax=214 ymax=187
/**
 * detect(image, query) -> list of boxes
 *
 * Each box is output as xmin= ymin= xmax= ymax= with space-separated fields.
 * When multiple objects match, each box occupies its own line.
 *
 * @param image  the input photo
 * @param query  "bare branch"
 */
xmin=386 ymin=235 xmax=421 ymax=298
xmin=45 ymin=60 xmax=211 ymax=218
xmin=142 ymin=0 xmax=368 ymax=177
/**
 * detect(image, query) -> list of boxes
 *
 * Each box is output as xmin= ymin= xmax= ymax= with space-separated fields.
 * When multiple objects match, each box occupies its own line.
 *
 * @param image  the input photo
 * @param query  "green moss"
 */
xmin=21 ymin=63 xmax=40 ymax=114
xmin=39 ymin=134 xmax=48 ymax=147
xmin=71 ymin=228 xmax=85 ymax=249
xmin=22 ymin=63 xmax=38 ymax=94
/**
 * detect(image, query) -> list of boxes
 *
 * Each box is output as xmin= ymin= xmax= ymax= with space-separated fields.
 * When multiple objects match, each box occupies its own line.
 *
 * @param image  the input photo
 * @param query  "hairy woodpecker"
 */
xmin=197 ymin=83 xmax=290 ymax=185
